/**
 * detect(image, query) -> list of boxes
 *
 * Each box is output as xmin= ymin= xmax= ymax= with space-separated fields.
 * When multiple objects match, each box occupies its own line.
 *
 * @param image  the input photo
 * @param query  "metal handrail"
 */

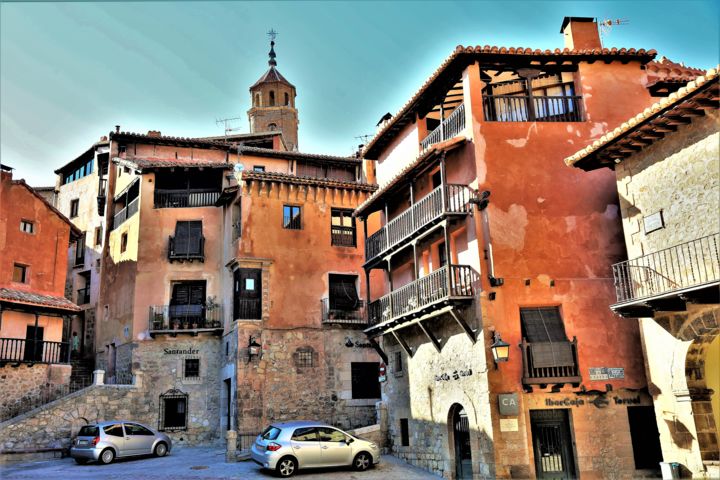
xmin=321 ymin=298 xmax=367 ymax=326
xmin=612 ymin=233 xmax=720 ymax=304
xmin=149 ymin=304 xmax=223 ymax=331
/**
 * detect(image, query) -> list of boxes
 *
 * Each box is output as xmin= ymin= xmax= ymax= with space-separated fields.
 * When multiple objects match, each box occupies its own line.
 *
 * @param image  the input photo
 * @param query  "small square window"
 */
xmin=70 ymin=199 xmax=79 ymax=218
xmin=13 ymin=264 xmax=28 ymax=283
xmin=253 ymin=165 xmax=266 ymax=172
xmin=120 ymin=232 xmax=128 ymax=253
xmin=184 ymin=358 xmax=200 ymax=378
xmin=283 ymin=205 xmax=301 ymax=230
xmin=20 ymin=220 xmax=34 ymax=234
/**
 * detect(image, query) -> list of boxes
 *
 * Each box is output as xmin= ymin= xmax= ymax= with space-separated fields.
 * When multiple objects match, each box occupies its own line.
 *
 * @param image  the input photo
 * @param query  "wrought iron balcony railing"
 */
xmin=321 ymin=298 xmax=367 ymax=327
xmin=520 ymin=338 xmax=581 ymax=386
xmin=149 ymin=304 xmax=223 ymax=335
xmin=154 ymin=188 xmax=221 ymax=209
xmin=168 ymin=235 xmax=205 ymax=262
xmin=0 ymin=338 xmax=70 ymax=365
xmin=365 ymin=184 xmax=473 ymax=266
xmin=482 ymin=94 xmax=583 ymax=122
xmin=420 ymin=104 xmax=466 ymax=152
xmin=612 ymin=233 xmax=720 ymax=306
xmin=368 ymin=264 xmax=473 ymax=328
xmin=112 ymin=197 xmax=139 ymax=230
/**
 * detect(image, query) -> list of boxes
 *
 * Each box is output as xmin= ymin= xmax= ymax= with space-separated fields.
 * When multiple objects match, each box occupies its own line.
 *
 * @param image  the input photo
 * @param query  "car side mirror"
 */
xmin=346 ymin=437 xmax=354 ymax=445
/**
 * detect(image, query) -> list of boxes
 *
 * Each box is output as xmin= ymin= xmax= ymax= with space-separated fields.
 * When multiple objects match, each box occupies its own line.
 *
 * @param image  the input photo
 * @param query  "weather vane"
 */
xmin=267 ymin=28 xmax=278 ymax=43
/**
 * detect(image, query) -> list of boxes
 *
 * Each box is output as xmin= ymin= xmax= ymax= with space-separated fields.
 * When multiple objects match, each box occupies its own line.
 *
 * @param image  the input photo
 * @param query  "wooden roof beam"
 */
xmin=664 ymin=116 xmax=692 ymax=125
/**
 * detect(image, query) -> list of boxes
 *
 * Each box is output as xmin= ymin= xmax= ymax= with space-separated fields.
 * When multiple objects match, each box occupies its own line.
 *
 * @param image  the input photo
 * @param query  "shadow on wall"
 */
xmin=664 ymin=418 xmax=696 ymax=450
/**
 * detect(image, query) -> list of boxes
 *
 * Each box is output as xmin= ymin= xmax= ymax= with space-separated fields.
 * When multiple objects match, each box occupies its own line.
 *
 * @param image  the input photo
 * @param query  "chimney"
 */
xmin=147 ymin=130 xmax=162 ymax=138
xmin=115 ymin=125 xmax=121 ymax=133
xmin=560 ymin=17 xmax=602 ymax=50
xmin=0 ymin=164 xmax=13 ymax=181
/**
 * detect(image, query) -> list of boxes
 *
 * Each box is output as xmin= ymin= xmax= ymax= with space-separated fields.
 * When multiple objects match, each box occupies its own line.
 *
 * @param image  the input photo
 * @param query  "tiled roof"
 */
xmin=240 ymin=170 xmax=377 ymax=192
xmin=646 ymin=57 xmax=706 ymax=87
xmin=0 ymin=288 xmax=81 ymax=313
xmin=196 ymin=131 xmax=283 ymax=142
xmin=112 ymin=157 xmax=231 ymax=171
xmin=250 ymin=66 xmax=294 ymax=89
xmin=238 ymin=146 xmax=362 ymax=164
xmin=355 ymin=136 xmax=467 ymax=217
xmin=110 ymin=131 xmax=229 ymax=149
xmin=362 ymin=45 xmax=657 ymax=158
xmin=565 ymin=67 xmax=718 ymax=169
xmin=10 ymin=180 xmax=82 ymax=237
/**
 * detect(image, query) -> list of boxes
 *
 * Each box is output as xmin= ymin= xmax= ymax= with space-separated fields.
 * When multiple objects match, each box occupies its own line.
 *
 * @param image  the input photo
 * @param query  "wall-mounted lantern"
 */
xmin=247 ymin=336 xmax=262 ymax=363
xmin=490 ymin=332 xmax=510 ymax=368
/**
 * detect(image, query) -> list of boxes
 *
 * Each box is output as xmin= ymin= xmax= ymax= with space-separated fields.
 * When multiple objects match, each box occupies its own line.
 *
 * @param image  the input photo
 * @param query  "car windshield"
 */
xmin=261 ymin=426 xmax=281 ymax=441
xmin=78 ymin=426 xmax=99 ymax=437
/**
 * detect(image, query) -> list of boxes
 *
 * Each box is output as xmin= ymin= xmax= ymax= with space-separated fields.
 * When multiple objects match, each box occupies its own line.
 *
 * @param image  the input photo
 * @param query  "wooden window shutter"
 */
xmin=174 ymin=222 xmax=190 ymax=254
xmin=520 ymin=307 xmax=567 ymax=343
xmin=187 ymin=221 xmax=202 ymax=255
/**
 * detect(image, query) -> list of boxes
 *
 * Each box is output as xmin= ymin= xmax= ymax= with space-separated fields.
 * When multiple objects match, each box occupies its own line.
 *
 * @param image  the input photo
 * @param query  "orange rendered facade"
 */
xmin=356 ymin=17 xmax=672 ymax=480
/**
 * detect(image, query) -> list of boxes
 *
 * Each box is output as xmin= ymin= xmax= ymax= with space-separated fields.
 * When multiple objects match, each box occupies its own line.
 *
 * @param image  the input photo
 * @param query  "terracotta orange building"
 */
xmin=0 ymin=164 xmax=81 ymax=419
xmin=353 ymin=17 xmax=693 ymax=480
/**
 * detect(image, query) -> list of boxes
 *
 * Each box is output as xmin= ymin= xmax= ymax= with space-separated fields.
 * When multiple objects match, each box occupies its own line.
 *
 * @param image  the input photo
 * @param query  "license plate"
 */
xmin=78 ymin=440 xmax=88 ymax=445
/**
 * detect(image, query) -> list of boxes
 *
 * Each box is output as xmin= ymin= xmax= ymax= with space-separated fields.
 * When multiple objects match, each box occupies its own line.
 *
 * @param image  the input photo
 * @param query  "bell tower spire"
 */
xmin=247 ymin=29 xmax=299 ymax=151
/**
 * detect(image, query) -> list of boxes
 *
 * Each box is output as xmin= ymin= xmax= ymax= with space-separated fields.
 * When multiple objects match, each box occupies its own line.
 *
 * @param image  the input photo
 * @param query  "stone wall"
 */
xmin=0 ymin=364 xmax=71 ymax=421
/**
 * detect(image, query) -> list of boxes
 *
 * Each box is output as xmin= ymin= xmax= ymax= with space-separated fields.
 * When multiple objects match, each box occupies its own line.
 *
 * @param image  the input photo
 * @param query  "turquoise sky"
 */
xmin=1 ymin=1 xmax=718 ymax=186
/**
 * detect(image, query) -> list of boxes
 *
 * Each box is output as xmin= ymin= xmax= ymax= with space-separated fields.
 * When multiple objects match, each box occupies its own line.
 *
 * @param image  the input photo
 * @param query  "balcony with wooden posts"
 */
xmin=0 ymin=338 xmax=70 ymax=366
xmin=420 ymin=104 xmax=466 ymax=152
xmin=148 ymin=304 xmax=223 ymax=337
xmin=520 ymin=337 xmax=582 ymax=387
xmin=365 ymin=184 xmax=473 ymax=268
xmin=482 ymin=94 xmax=583 ymax=122
xmin=321 ymin=298 xmax=367 ymax=327
xmin=366 ymin=264 xmax=474 ymax=333
xmin=611 ymin=233 xmax=720 ymax=317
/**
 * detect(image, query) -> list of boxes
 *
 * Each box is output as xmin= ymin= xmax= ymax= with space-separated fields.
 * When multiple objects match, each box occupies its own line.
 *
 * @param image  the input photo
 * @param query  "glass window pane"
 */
xmin=291 ymin=427 xmax=317 ymax=442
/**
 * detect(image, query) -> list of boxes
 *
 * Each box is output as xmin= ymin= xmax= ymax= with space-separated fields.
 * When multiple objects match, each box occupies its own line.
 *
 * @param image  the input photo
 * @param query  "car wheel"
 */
xmin=99 ymin=448 xmax=115 ymax=465
xmin=353 ymin=452 xmax=372 ymax=471
xmin=276 ymin=456 xmax=297 ymax=478
xmin=154 ymin=442 xmax=168 ymax=457
xmin=74 ymin=458 xmax=89 ymax=465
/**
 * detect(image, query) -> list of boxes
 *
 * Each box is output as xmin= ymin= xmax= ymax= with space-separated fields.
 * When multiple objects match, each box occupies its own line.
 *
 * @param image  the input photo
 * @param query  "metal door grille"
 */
xmin=530 ymin=409 xmax=576 ymax=479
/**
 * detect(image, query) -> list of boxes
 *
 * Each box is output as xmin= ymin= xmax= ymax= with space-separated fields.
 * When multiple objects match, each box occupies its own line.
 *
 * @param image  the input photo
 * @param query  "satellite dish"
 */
xmin=233 ymin=163 xmax=245 ymax=173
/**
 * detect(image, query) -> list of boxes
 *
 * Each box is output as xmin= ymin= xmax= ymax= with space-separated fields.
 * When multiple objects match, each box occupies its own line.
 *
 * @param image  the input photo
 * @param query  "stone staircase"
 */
xmin=69 ymin=358 xmax=94 ymax=386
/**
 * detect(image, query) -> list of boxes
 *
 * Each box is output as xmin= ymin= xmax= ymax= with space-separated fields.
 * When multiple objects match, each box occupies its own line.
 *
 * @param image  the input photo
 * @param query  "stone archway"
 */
xmin=448 ymin=403 xmax=472 ymax=480
xmin=682 ymin=309 xmax=720 ymax=463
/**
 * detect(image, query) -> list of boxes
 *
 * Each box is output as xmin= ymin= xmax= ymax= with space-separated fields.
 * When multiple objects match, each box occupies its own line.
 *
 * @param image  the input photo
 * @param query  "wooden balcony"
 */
xmin=321 ymin=298 xmax=367 ymax=327
xmin=148 ymin=304 xmax=223 ymax=337
xmin=154 ymin=188 xmax=221 ymax=208
xmin=365 ymin=184 xmax=473 ymax=268
xmin=611 ymin=233 xmax=720 ymax=317
xmin=168 ymin=235 xmax=205 ymax=262
xmin=520 ymin=338 xmax=581 ymax=387
xmin=367 ymin=264 xmax=474 ymax=331
xmin=0 ymin=338 xmax=70 ymax=366
xmin=482 ymin=94 xmax=583 ymax=122
xmin=420 ymin=104 xmax=466 ymax=152
xmin=112 ymin=197 xmax=139 ymax=230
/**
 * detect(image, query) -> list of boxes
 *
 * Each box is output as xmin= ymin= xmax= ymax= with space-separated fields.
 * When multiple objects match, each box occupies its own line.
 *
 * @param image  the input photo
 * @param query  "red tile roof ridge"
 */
xmin=565 ymin=67 xmax=719 ymax=167
xmin=0 ymin=287 xmax=82 ymax=312
xmin=362 ymin=45 xmax=656 ymax=158
xmin=239 ymin=170 xmax=377 ymax=191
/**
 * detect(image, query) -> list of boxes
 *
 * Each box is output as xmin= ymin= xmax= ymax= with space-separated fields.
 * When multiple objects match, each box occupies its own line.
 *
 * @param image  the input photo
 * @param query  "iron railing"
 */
xmin=321 ymin=298 xmax=367 ymax=326
xmin=0 ymin=378 xmax=91 ymax=421
xmin=154 ymin=188 xmax=221 ymax=208
xmin=420 ymin=104 xmax=466 ymax=151
xmin=236 ymin=432 xmax=260 ymax=453
xmin=612 ymin=233 xmax=720 ymax=304
xmin=105 ymin=370 xmax=134 ymax=385
xmin=149 ymin=304 xmax=223 ymax=331
xmin=365 ymin=184 xmax=473 ymax=264
xmin=0 ymin=338 xmax=70 ymax=364
xmin=482 ymin=94 xmax=583 ymax=122
xmin=368 ymin=264 xmax=473 ymax=326
xmin=520 ymin=338 xmax=581 ymax=385
xmin=112 ymin=197 xmax=139 ymax=230
xmin=168 ymin=235 xmax=206 ymax=262
xmin=77 ymin=287 xmax=91 ymax=305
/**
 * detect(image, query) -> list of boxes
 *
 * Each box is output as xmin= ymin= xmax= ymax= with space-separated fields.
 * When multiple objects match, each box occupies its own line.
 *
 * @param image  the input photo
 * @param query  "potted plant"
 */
xmin=205 ymin=296 xmax=220 ymax=327
xmin=172 ymin=320 xmax=180 ymax=330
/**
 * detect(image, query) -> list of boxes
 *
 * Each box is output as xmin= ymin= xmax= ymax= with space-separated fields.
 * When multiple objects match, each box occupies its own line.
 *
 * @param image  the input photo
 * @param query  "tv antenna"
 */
xmin=599 ymin=18 xmax=629 ymax=45
xmin=216 ymin=116 xmax=244 ymax=141
xmin=267 ymin=28 xmax=278 ymax=42
xmin=355 ymin=134 xmax=373 ymax=144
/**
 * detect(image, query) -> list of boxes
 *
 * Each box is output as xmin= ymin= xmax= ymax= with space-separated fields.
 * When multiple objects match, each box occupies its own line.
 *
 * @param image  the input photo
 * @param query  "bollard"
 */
xmin=226 ymin=430 xmax=237 ymax=463
xmin=93 ymin=370 xmax=105 ymax=385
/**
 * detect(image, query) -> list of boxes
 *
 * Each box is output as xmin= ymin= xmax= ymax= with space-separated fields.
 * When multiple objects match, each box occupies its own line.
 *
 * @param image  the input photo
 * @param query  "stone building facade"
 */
xmin=354 ymin=17 xmax=689 ymax=480
xmin=567 ymin=69 xmax=720 ymax=478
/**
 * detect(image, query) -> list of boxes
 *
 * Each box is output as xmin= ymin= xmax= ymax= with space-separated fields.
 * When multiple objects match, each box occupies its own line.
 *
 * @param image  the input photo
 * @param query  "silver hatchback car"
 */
xmin=70 ymin=421 xmax=172 ymax=465
xmin=251 ymin=421 xmax=381 ymax=477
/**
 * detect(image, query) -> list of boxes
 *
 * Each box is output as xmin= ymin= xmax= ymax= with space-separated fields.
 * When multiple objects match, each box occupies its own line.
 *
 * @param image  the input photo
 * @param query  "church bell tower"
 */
xmin=248 ymin=31 xmax=299 ymax=151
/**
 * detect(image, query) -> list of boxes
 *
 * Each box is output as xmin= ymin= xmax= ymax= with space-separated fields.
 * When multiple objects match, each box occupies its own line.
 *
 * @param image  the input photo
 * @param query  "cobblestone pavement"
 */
xmin=1 ymin=447 xmax=440 ymax=479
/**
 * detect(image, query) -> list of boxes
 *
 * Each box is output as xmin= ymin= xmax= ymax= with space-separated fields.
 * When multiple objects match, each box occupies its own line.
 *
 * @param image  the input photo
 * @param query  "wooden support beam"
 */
xmin=417 ymin=320 xmax=441 ymax=353
xmin=674 ymin=107 xmax=705 ymax=117
xmin=692 ymin=98 xmax=719 ymax=108
xmin=653 ymin=124 xmax=677 ymax=133
xmin=392 ymin=331 xmax=414 ymax=358
xmin=665 ymin=116 xmax=692 ymax=125
xmin=449 ymin=309 xmax=476 ymax=343
xmin=368 ymin=337 xmax=388 ymax=363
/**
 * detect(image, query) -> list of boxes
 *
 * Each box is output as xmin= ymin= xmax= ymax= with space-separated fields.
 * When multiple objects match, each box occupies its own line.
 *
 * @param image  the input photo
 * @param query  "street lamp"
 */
xmin=247 ymin=336 xmax=263 ymax=363
xmin=490 ymin=332 xmax=510 ymax=368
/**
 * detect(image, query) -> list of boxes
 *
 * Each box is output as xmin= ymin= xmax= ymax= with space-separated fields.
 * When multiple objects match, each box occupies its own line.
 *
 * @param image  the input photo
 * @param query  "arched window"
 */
xmin=284 ymin=92 xmax=290 ymax=106
xmin=267 ymin=123 xmax=277 ymax=131
xmin=269 ymin=90 xmax=275 ymax=106
xmin=254 ymin=93 xmax=261 ymax=107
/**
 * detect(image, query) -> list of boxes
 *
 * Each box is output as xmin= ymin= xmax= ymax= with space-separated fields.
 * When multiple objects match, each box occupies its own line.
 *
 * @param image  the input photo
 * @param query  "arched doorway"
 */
xmin=449 ymin=404 xmax=472 ymax=479
xmin=686 ymin=327 xmax=720 ymax=464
